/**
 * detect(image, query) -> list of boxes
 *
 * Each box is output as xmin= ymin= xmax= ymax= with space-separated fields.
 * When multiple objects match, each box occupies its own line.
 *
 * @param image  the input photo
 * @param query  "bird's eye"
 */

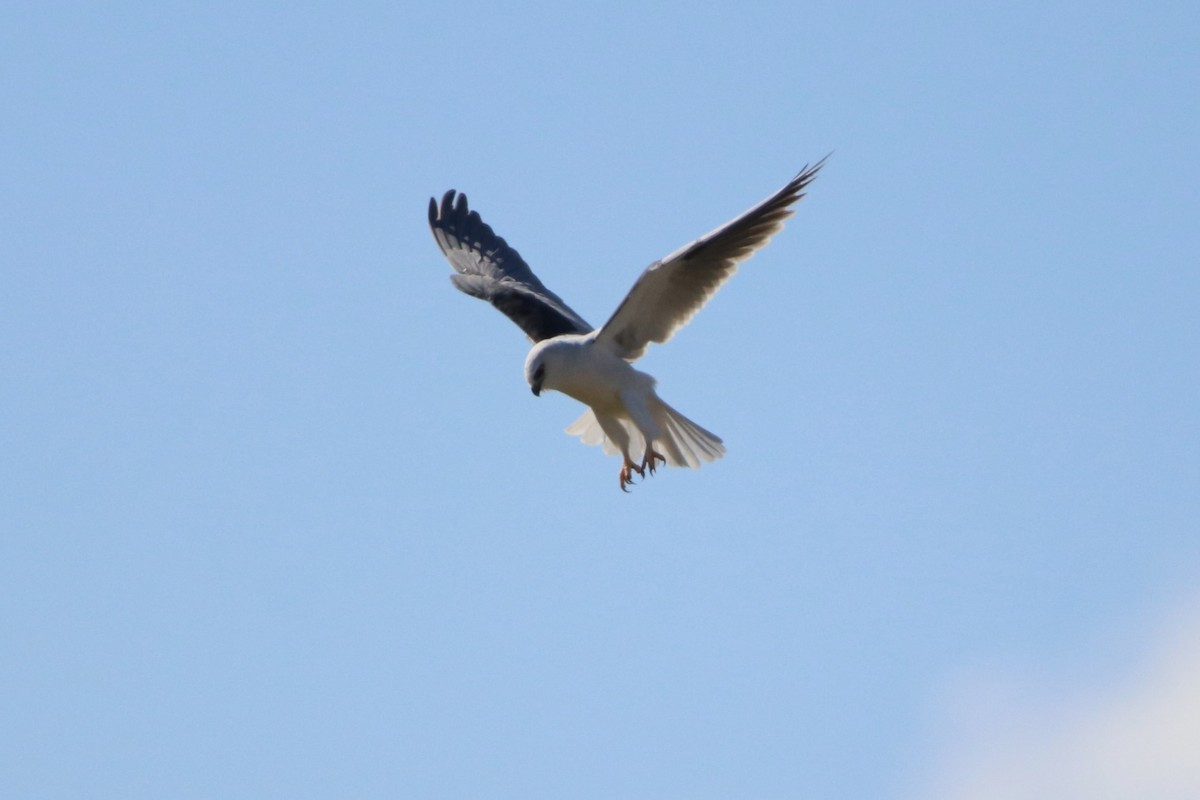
xmin=534 ymin=365 xmax=545 ymax=381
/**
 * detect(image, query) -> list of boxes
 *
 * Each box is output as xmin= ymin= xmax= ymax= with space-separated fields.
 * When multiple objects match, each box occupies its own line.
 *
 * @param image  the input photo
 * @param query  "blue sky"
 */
xmin=3 ymin=2 xmax=1198 ymax=798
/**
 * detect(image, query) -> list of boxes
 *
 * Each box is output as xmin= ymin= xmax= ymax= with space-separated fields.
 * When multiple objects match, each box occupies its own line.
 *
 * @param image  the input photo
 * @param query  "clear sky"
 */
xmin=3 ymin=2 xmax=1198 ymax=798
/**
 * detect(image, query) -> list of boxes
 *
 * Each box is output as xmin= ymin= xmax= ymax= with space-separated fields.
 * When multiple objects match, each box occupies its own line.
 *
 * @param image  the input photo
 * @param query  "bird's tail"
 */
xmin=565 ymin=400 xmax=725 ymax=469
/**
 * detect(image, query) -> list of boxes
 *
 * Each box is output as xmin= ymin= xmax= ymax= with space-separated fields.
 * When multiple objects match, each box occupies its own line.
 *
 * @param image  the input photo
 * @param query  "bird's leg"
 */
xmin=640 ymin=448 xmax=666 ymax=476
xmin=619 ymin=456 xmax=646 ymax=492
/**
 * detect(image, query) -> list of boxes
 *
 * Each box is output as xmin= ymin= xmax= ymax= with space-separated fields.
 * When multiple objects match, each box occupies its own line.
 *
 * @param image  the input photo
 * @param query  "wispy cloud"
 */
xmin=922 ymin=595 xmax=1200 ymax=800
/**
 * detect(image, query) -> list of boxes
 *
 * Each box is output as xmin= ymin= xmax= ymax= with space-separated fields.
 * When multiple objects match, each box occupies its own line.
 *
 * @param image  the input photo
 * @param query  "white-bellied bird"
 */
xmin=428 ymin=158 xmax=826 ymax=491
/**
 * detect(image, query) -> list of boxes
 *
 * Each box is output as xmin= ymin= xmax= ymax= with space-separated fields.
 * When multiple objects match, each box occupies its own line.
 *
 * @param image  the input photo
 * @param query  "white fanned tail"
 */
xmin=565 ymin=399 xmax=725 ymax=469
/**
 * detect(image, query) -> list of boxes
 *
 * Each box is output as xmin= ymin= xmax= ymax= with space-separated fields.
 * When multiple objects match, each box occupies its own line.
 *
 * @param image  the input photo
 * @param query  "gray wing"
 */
xmin=595 ymin=158 xmax=826 ymax=361
xmin=429 ymin=190 xmax=592 ymax=342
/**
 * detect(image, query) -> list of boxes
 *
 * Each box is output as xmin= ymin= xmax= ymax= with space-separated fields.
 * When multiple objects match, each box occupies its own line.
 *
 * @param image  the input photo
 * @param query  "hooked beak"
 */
xmin=531 ymin=379 xmax=542 ymax=397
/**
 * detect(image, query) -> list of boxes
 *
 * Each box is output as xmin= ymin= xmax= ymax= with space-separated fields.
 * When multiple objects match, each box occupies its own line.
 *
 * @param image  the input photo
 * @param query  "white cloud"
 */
xmin=922 ymin=596 xmax=1200 ymax=800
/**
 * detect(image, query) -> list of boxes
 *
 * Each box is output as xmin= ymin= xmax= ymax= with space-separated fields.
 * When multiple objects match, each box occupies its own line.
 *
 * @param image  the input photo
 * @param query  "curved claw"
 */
xmin=619 ymin=451 xmax=667 ymax=491
xmin=640 ymin=449 xmax=666 ymax=476
xmin=619 ymin=459 xmax=643 ymax=492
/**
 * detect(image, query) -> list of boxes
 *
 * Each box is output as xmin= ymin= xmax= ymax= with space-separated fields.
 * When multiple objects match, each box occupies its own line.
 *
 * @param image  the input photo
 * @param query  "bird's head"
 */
xmin=524 ymin=344 xmax=549 ymax=397
xmin=525 ymin=336 xmax=587 ymax=397
xmin=529 ymin=361 xmax=546 ymax=396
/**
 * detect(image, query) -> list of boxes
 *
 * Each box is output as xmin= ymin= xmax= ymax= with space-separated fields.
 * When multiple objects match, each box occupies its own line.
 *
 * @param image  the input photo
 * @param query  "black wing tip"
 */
xmin=430 ymin=189 xmax=484 ymax=232
xmin=785 ymin=153 xmax=831 ymax=196
xmin=800 ymin=151 xmax=833 ymax=175
xmin=757 ymin=153 xmax=831 ymax=218
xmin=429 ymin=190 xmax=458 ymax=224
xmin=429 ymin=189 xmax=471 ymax=220
xmin=427 ymin=188 xmax=525 ymax=273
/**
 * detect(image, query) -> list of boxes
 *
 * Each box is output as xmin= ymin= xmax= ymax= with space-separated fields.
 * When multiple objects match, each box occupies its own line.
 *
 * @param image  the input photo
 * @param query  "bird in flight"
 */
xmin=428 ymin=158 xmax=826 ymax=491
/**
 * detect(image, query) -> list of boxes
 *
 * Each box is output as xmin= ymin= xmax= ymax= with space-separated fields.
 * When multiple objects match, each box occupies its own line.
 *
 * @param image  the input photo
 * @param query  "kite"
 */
xmin=428 ymin=159 xmax=825 ymax=490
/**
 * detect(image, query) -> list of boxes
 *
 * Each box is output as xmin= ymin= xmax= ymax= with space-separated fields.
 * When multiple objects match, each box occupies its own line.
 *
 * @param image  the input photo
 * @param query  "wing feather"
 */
xmin=595 ymin=158 xmax=826 ymax=360
xmin=428 ymin=190 xmax=591 ymax=342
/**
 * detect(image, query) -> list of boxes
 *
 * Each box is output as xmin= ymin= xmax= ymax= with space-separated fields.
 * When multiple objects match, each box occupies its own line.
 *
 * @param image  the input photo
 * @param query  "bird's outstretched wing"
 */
xmin=429 ymin=190 xmax=592 ymax=342
xmin=595 ymin=158 xmax=827 ymax=361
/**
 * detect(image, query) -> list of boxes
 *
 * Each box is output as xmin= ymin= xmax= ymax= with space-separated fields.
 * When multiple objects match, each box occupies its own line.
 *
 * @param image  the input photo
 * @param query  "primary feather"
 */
xmin=428 ymin=190 xmax=591 ymax=342
xmin=595 ymin=157 xmax=827 ymax=360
